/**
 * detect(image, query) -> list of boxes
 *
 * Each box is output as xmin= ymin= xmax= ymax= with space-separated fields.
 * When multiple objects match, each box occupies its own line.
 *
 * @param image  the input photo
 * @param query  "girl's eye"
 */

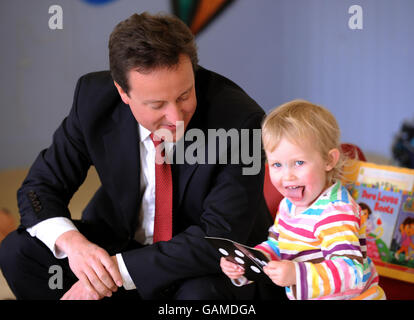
xmin=272 ymin=162 xmax=282 ymax=168
xmin=296 ymin=160 xmax=304 ymax=166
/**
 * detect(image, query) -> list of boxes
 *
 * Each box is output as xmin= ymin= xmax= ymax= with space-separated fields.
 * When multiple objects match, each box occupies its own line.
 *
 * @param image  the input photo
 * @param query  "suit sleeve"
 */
xmin=121 ymin=112 xmax=271 ymax=299
xmin=18 ymin=76 xmax=92 ymax=228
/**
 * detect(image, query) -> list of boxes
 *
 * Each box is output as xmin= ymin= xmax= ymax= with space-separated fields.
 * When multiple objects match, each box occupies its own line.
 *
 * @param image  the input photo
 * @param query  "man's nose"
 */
xmin=165 ymin=103 xmax=183 ymax=124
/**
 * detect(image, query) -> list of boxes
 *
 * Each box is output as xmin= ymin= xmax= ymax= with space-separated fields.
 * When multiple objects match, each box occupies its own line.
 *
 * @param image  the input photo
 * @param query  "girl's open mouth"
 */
xmin=285 ymin=185 xmax=304 ymax=201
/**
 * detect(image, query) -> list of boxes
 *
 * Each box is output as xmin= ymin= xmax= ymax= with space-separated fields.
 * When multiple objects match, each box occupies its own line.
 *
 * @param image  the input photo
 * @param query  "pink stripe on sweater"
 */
xmin=278 ymin=218 xmax=314 ymax=238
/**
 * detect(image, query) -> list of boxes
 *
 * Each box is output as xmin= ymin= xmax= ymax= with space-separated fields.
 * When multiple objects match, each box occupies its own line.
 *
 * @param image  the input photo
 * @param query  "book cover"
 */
xmin=343 ymin=160 xmax=414 ymax=192
xmin=390 ymin=194 xmax=414 ymax=266
xmin=346 ymin=182 xmax=414 ymax=283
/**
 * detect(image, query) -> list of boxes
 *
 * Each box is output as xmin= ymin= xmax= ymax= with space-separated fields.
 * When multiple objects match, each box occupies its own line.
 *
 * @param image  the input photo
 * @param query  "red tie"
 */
xmin=150 ymin=133 xmax=173 ymax=243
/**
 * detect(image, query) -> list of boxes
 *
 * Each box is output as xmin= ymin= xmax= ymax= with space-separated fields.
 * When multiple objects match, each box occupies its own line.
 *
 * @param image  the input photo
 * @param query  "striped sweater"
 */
xmin=256 ymin=181 xmax=385 ymax=300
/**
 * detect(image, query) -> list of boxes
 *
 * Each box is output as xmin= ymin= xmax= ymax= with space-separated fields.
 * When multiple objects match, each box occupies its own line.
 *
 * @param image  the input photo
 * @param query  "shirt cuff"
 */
xmin=26 ymin=217 xmax=78 ymax=259
xmin=115 ymin=253 xmax=136 ymax=290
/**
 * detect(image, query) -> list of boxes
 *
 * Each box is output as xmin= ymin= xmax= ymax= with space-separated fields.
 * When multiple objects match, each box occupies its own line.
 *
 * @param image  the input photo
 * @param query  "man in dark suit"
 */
xmin=0 ymin=12 xmax=275 ymax=300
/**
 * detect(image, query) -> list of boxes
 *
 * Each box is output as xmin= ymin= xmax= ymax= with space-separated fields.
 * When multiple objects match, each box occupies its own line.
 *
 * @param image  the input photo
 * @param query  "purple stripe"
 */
xmin=282 ymin=249 xmax=321 ymax=261
xmin=269 ymin=230 xmax=279 ymax=238
xmin=298 ymin=262 xmax=308 ymax=300
xmin=323 ymin=243 xmax=361 ymax=256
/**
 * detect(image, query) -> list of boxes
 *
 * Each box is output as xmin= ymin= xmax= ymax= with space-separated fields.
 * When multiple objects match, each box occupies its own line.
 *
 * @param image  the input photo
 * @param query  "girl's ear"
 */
xmin=326 ymin=148 xmax=340 ymax=171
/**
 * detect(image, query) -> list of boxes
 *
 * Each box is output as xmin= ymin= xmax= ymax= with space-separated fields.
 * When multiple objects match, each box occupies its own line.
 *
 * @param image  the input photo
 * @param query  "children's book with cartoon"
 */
xmin=205 ymin=236 xmax=271 ymax=281
xmin=392 ymin=194 xmax=414 ymax=263
xmin=343 ymin=160 xmax=414 ymax=283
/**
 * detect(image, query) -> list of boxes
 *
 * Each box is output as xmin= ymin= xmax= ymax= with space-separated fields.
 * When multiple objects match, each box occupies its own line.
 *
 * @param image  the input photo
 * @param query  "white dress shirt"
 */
xmin=26 ymin=124 xmax=174 ymax=291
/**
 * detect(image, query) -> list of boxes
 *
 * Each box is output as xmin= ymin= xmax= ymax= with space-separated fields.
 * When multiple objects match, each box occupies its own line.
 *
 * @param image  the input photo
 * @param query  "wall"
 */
xmin=197 ymin=0 xmax=414 ymax=164
xmin=1 ymin=0 xmax=413 ymax=170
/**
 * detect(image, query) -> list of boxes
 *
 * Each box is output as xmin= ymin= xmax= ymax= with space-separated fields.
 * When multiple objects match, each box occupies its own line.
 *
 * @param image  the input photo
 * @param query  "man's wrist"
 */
xmin=26 ymin=217 xmax=78 ymax=259
xmin=55 ymin=229 xmax=84 ymax=255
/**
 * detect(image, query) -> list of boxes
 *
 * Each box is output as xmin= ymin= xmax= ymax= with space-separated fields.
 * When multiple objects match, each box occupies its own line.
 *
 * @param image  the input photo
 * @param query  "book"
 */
xmin=205 ymin=236 xmax=270 ymax=281
xmin=343 ymin=160 xmax=414 ymax=192
xmin=343 ymin=160 xmax=414 ymax=283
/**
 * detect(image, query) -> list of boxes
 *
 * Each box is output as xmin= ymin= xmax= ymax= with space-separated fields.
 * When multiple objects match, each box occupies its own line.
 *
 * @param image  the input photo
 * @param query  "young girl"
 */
xmin=221 ymin=100 xmax=385 ymax=300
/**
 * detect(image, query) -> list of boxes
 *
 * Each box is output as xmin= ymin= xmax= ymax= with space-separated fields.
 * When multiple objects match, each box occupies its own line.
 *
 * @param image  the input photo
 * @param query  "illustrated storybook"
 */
xmin=343 ymin=160 xmax=414 ymax=283
xmin=205 ymin=236 xmax=270 ymax=281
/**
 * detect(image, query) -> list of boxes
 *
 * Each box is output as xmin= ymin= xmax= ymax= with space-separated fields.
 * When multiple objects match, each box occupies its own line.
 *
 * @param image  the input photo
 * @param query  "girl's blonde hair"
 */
xmin=262 ymin=99 xmax=345 ymax=185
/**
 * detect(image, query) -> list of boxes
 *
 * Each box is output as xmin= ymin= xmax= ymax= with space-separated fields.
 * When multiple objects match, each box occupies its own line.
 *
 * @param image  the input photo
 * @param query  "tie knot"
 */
xmin=150 ymin=133 xmax=163 ymax=147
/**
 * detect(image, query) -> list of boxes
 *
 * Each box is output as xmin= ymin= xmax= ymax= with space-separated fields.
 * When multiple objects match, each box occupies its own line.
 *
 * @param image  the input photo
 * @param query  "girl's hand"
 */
xmin=220 ymin=257 xmax=245 ymax=279
xmin=263 ymin=260 xmax=296 ymax=287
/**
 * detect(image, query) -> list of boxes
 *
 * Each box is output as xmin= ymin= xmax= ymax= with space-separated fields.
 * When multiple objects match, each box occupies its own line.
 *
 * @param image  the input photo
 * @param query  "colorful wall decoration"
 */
xmin=171 ymin=0 xmax=235 ymax=35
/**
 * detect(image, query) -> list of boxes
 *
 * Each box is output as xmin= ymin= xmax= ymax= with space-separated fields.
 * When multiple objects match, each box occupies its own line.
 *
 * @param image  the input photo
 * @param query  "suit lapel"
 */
xmin=174 ymin=96 xmax=207 ymax=207
xmin=174 ymin=139 xmax=199 ymax=207
xmin=103 ymin=102 xmax=141 ymax=235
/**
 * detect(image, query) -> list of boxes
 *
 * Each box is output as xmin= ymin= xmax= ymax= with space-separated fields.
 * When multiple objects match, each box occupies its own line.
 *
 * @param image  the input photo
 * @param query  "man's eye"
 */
xmin=296 ymin=161 xmax=304 ymax=166
xmin=177 ymin=94 xmax=189 ymax=102
xmin=150 ymin=103 xmax=164 ymax=110
xmin=272 ymin=162 xmax=282 ymax=168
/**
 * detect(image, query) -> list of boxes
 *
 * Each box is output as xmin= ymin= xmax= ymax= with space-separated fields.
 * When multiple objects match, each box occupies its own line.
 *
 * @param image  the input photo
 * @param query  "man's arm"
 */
xmin=18 ymin=74 xmax=122 ymax=299
xmin=26 ymin=217 xmax=78 ymax=258
xmin=18 ymin=76 xmax=90 ymax=228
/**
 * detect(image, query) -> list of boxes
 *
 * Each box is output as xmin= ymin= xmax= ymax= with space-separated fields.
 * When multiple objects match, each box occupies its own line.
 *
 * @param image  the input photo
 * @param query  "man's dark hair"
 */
xmin=109 ymin=12 xmax=198 ymax=94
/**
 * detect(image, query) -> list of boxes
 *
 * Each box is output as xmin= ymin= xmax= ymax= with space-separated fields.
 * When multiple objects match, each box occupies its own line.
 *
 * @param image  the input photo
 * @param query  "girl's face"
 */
xmin=266 ymin=137 xmax=339 ymax=214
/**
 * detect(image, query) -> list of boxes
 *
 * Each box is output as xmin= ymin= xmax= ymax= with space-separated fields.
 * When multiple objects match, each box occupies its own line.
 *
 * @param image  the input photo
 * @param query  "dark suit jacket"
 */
xmin=17 ymin=67 xmax=272 ymax=299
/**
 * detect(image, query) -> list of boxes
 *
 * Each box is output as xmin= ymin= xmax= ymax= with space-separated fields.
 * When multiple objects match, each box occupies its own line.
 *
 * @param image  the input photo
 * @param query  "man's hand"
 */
xmin=60 ymin=279 xmax=103 ymax=300
xmin=56 ymin=230 xmax=123 ymax=298
xmin=263 ymin=260 xmax=296 ymax=287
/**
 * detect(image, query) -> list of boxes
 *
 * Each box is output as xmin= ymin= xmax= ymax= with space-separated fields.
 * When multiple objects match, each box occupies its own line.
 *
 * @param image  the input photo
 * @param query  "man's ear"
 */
xmin=113 ymin=81 xmax=130 ymax=105
xmin=326 ymin=148 xmax=340 ymax=171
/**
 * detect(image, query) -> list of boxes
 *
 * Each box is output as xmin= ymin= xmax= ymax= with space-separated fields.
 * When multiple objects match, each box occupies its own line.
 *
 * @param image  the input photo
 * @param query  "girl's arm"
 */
xmin=254 ymin=218 xmax=281 ymax=261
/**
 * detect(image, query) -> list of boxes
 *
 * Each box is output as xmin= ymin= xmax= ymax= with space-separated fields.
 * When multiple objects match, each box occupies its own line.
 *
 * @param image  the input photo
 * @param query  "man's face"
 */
xmin=114 ymin=54 xmax=197 ymax=142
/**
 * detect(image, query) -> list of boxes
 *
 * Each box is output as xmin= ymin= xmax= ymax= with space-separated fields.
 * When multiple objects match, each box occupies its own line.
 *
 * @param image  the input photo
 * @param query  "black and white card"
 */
xmin=205 ymin=236 xmax=270 ymax=281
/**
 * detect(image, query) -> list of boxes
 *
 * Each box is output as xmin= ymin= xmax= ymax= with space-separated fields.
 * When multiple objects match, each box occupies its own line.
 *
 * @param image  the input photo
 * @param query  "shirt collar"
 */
xmin=138 ymin=124 xmax=151 ymax=143
xmin=285 ymin=181 xmax=340 ymax=215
